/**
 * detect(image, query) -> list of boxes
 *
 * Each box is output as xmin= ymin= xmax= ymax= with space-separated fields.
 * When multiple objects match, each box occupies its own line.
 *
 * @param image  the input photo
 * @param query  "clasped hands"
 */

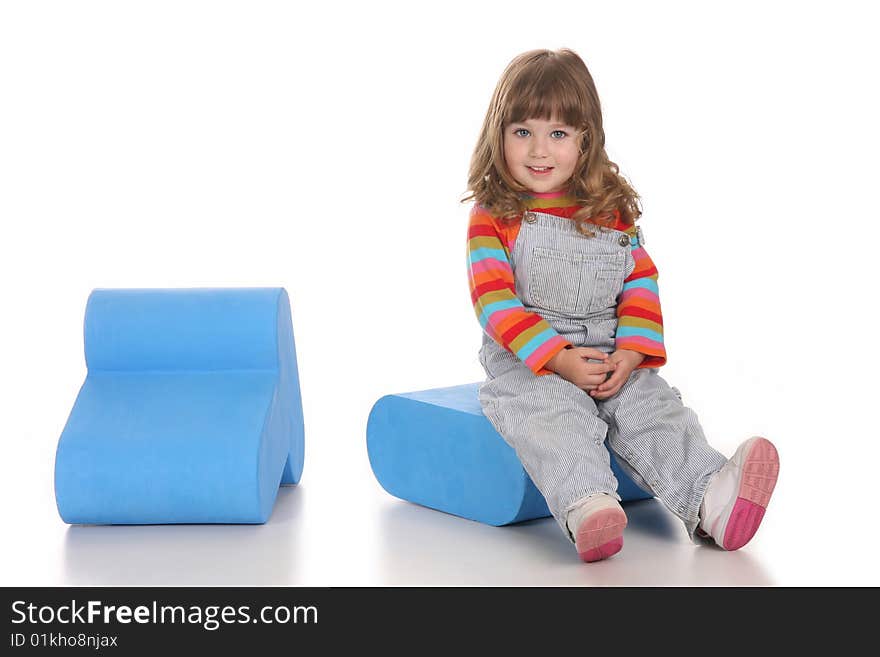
xmin=545 ymin=347 xmax=645 ymax=400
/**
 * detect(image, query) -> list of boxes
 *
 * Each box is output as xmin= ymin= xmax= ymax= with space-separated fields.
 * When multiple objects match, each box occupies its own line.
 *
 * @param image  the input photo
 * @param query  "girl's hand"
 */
xmin=589 ymin=349 xmax=645 ymax=400
xmin=545 ymin=347 xmax=616 ymax=391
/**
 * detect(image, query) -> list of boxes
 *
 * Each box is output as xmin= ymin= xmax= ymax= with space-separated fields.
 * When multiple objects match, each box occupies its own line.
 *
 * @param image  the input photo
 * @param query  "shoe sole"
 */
xmin=721 ymin=437 xmax=779 ymax=550
xmin=576 ymin=508 xmax=627 ymax=563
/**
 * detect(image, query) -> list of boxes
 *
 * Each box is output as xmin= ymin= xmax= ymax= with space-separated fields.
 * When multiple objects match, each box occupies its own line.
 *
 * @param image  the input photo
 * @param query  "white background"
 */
xmin=1 ymin=0 xmax=877 ymax=586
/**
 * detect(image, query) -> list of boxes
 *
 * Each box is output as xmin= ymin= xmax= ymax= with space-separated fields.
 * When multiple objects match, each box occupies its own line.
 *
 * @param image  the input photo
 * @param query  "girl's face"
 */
xmin=502 ymin=117 xmax=580 ymax=194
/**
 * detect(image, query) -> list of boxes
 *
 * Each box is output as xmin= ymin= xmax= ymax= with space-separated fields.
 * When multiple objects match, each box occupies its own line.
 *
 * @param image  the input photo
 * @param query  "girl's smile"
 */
xmin=503 ymin=117 xmax=580 ymax=194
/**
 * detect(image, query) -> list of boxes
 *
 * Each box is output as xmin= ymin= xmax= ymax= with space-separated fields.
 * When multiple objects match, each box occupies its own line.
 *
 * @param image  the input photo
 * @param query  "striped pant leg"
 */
xmin=598 ymin=368 xmax=728 ymax=537
xmin=479 ymin=362 xmax=620 ymax=540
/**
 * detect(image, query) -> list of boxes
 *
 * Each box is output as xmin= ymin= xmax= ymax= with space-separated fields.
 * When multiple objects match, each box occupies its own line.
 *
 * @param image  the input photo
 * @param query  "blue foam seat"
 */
xmin=367 ymin=383 xmax=651 ymax=526
xmin=55 ymin=288 xmax=304 ymax=524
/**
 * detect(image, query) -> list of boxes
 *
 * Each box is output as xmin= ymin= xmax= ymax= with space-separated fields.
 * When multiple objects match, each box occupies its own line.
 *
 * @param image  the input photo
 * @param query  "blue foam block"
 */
xmin=367 ymin=383 xmax=651 ymax=526
xmin=55 ymin=288 xmax=304 ymax=524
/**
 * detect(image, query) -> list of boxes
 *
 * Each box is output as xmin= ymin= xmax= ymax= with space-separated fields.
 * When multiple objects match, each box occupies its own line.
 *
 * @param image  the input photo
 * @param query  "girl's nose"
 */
xmin=529 ymin=136 xmax=549 ymax=157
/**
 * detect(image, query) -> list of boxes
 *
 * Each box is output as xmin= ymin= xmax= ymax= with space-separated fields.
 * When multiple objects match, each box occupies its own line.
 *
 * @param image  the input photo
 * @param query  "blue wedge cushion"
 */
xmin=367 ymin=383 xmax=652 ymax=526
xmin=55 ymin=288 xmax=304 ymax=524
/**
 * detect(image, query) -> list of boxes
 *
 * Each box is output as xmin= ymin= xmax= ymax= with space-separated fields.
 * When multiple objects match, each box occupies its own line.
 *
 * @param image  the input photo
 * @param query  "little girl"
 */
xmin=465 ymin=49 xmax=779 ymax=563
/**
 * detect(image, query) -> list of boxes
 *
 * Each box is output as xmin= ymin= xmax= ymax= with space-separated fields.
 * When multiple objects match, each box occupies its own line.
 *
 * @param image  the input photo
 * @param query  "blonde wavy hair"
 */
xmin=463 ymin=48 xmax=641 ymax=233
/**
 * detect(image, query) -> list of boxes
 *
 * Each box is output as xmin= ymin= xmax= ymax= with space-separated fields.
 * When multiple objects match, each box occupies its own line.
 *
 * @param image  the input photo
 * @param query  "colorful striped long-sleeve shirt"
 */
xmin=467 ymin=194 xmax=666 ymax=376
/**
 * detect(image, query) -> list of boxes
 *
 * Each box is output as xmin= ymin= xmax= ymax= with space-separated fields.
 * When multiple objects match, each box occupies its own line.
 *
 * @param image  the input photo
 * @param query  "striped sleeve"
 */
xmin=615 ymin=230 xmax=667 ymax=368
xmin=467 ymin=206 xmax=570 ymax=375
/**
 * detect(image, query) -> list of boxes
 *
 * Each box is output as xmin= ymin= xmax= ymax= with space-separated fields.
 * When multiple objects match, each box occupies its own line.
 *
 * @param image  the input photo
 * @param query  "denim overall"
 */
xmin=478 ymin=210 xmax=727 ymax=540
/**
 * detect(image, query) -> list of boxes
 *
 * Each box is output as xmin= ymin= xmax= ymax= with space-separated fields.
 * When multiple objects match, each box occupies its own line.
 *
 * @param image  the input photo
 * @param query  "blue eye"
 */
xmin=551 ymin=130 xmax=567 ymax=139
xmin=513 ymin=128 xmax=530 ymax=137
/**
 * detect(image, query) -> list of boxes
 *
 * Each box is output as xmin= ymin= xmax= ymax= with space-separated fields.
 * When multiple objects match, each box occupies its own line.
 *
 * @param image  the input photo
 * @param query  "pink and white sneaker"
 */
xmin=698 ymin=437 xmax=779 ymax=551
xmin=567 ymin=494 xmax=628 ymax=563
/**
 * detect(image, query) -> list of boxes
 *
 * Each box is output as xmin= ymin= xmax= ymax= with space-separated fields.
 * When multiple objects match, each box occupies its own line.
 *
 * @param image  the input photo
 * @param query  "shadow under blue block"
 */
xmin=55 ymin=288 xmax=304 ymax=524
xmin=367 ymin=383 xmax=651 ymax=527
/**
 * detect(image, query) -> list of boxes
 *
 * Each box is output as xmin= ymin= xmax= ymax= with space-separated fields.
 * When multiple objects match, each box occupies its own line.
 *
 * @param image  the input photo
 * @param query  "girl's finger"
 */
xmin=593 ymin=386 xmax=611 ymax=398
xmin=583 ymin=362 xmax=615 ymax=375
xmin=591 ymin=382 xmax=621 ymax=399
xmin=596 ymin=370 xmax=624 ymax=392
xmin=582 ymin=374 xmax=607 ymax=387
xmin=574 ymin=347 xmax=609 ymax=360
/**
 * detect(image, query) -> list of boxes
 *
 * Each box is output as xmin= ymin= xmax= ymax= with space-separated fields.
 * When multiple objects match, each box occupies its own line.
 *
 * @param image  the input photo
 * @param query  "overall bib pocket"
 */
xmin=527 ymin=246 xmax=625 ymax=316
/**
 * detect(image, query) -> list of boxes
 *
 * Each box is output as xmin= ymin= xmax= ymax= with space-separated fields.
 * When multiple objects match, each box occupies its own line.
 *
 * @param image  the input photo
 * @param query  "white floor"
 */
xmin=55 ymin=494 xmax=779 ymax=587
xmin=3 ymin=430 xmax=876 ymax=587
